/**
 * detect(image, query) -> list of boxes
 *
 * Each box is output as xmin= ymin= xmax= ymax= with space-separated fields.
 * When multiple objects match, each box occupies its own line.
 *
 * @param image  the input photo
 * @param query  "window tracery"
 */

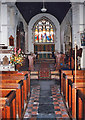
xmin=34 ymin=18 xmax=55 ymax=43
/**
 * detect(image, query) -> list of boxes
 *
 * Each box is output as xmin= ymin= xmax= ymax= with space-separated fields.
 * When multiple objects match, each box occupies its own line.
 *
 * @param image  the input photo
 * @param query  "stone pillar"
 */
xmin=72 ymin=3 xmax=80 ymax=48
xmin=1 ymin=3 xmax=8 ymax=46
xmin=25 ymin=30 xmax=28 ymax=54
xmin=72 ymin=2 xmax=85 ymax=69
xmin=80 ymin=3 xmax=85 ymax=69
xmin=0 ymin=2 xmax=1 ymax=44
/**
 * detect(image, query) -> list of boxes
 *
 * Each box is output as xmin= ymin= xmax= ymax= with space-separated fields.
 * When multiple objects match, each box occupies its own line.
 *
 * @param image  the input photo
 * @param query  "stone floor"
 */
xmin=24 ymin=79 xmax=70 ymax=120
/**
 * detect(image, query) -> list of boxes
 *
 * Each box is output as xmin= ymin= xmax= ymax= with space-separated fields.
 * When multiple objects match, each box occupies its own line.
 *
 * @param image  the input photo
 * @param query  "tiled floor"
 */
xmin=24 ymin=83 xmax=70 ymax=119
xmin=24 ymin=85 xmax=40 ymax=118
xmin=51 ymin=85 xmax=69 ymax=119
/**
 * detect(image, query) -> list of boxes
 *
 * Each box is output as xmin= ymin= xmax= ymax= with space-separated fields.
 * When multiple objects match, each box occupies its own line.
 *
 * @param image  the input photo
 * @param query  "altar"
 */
xmin=34 ymin=44 xmax=55 ymax=59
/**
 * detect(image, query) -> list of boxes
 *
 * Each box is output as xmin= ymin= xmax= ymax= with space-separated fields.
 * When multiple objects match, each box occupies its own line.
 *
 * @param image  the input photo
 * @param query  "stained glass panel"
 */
xmin=35 ymin=27 xmax=38 ymax=43
xmin=34 ymin=18 xmax=54 ymax=43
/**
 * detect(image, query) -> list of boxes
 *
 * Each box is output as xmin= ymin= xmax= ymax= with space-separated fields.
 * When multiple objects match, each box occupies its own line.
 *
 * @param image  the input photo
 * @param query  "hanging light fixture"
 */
xmin=41 ymin=0 xmax=47 ymax=12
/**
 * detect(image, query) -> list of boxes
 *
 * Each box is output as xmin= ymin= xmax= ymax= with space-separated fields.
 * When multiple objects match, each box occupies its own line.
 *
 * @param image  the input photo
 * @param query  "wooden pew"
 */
xmin=60 ymin=70 xmax=73 ymax=95
xmin=76 ymin=88 xmax=85 ymax=119
xmin=1 ymin=71 xmax=29 ymax=74
xmin=73 ymin=70 xmax=85 ymax=76
xmin=60 ymin=70 xmax=85 ymax=103
xmin=60 ymin=70 xmax=85 ymax=119
xmin=1 ymin=79 xmax=24 ymax=111
xmin=64 ymin=75 xmax=73 ymax=105
xmin=67 ymin=71 xmax=85 ymax=111
xmin=2 ymin=75 xmax=28 ymax=102
xmin=0 ymin=72 xmax=30 ymax=97
xmin=68 ymin=81 xmax=85 ymax=119
xmin=0 ymin=71 xmax=30 ymax=116
xmin=0 ymin=90 xmax=16 ymax=119
xmin=0 ymin=107 xmax=5 ymax=119
xmin=0 ymin=81 xmax=23 ymax=118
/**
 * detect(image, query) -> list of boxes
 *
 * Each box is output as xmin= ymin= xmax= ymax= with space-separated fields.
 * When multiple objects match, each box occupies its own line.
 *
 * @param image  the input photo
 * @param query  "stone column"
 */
xmin=0 ymin=2 xmax=1 ymax=44
xmin=72 ymin=3 xmax=80 ymax=47
xmin=1 ymin=3 xmax=8 ymax=46
xmin=72 ymin=2 xmax=85 ymax=69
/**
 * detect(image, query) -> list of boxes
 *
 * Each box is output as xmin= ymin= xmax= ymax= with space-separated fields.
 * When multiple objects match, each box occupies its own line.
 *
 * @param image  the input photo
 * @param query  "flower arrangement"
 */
xmin=10 ymin=47 xmax=24 ymax=66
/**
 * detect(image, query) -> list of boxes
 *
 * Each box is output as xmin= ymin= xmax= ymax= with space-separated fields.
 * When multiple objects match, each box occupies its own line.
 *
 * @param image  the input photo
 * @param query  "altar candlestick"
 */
xmin=75 ymin=41 xmax=77 ymax=119
xmin=75 ymin=42 xmax=77 ymax=85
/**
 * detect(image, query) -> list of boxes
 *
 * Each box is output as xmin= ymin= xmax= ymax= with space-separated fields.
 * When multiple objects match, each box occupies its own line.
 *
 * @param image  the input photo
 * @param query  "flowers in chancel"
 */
xmin=10 ymin=47 xmax=24 ymax=66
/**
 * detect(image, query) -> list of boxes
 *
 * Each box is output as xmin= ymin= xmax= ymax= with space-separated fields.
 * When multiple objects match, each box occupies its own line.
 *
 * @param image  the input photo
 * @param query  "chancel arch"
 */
xmin=28 ymin=13 xmax=60 ymax=56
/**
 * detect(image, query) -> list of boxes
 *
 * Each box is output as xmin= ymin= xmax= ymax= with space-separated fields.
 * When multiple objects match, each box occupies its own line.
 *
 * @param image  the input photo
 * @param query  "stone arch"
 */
xmin=32 ymin=16 xmax=56 ymax=44
xmin=28 ymin=13 xmax=60 ymax=53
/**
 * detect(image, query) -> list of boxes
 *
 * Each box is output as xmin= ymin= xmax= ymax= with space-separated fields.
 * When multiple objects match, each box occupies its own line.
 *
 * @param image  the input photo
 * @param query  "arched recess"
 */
xmin=28 ymin=13 xmax=60 ymax=55
xmin=16 ymin=21 xmax=25 ymax=52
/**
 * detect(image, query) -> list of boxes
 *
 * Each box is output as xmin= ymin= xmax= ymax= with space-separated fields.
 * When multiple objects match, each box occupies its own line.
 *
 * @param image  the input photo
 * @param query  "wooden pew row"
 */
xmin=1 ymin=79 xmax=24 ymax=111
xmin=65 ymin=74 xmax=85 ymax=103
xmin=68 ymin=81 xmax=85 ymax=119
xmin=0 ymin=72 xmax=30 ymax=118
xmin=0 ymin=71 xmax=29 ymax=74
xmin=0 ymin=72 xmax=30 ymax=97
xmin=0 ymin=90 xmax=16 ymax=119
xmin=60 ymin=70 xmax=73 ymax=95
xmin=63 ymin=75 xmax=73 ymax=104
xmin=66 ymin=74 xmax=85 ymax=104
xmin=0 ymin=81 xmax=23 ymax=119
xmin=60 ymin=70 xmax=85 ymax=119
xmin=1 ymin=76 xmax=28 ymax=102
xmin=73 ymin=70 xmax=85 ymax=76
xmin=76 ymin=88 xmax=85 ymax=119
xmin=60 ymin=70 xmax=85 ymax=102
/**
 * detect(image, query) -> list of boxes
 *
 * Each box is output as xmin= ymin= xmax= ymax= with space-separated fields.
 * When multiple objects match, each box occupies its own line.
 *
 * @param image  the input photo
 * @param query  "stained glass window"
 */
xmin=34 ymin=18 xmax=55 ymax=43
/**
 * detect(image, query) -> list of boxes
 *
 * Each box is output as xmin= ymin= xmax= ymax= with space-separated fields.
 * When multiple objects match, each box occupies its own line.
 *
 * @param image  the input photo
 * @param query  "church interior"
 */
xmin=0 ymin=0 xmax=85 ymax=119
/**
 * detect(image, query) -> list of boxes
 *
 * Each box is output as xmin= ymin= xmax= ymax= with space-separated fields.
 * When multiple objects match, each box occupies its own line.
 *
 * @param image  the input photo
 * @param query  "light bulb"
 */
xmin=41 ymin=7 xmax=47 ymax=12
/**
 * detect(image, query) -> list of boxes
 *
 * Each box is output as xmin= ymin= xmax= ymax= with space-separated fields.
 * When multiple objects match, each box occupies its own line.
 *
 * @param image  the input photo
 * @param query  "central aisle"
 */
xmin=24 ymin=79 xmax=70 ymax=119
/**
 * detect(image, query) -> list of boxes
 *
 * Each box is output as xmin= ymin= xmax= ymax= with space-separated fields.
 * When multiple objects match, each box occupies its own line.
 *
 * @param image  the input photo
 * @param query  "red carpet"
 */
xmin=39 ymin=63 xmax=50 ymax=79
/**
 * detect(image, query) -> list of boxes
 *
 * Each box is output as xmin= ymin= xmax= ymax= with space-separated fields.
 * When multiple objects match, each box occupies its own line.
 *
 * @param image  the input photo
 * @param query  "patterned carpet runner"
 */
xmin=24 ymin=85 xmax=70 ymax=119
xmin=39 ymin=63 xmax=50 ymax=79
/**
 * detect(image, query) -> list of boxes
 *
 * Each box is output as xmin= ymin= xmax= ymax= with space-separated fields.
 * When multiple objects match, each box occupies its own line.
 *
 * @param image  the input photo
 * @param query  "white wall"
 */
xmin=0 ymin=2 xmax=28 ymax=52
xmin=28 ymin=13 xmax=60 ymax=53
xmin=0 ymin=2 xmax=1 ymax=44
xmin=7 ymin=5 xmax=28 ymax=51
xmin=0 ymin=3 xmax=8 ymax=46
xmin=72 ymin=3 xmax=85 ymax=69
xmin=61 ymin=3 xmax=85 ymax=69
xmin=61 ymin=8 xmax=72 ymax=53
xmin=0 ymin=1 xmax=28 ymax=68
xmin=72 ymin=3 xmax=80 ymax=48
xmin=81 ymin=4 xmax=85 ymax=69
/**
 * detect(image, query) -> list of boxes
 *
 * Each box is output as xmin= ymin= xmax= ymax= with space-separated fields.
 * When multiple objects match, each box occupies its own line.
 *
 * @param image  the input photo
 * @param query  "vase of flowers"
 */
xmin=10 ymin=47 xmax=24 ymax=70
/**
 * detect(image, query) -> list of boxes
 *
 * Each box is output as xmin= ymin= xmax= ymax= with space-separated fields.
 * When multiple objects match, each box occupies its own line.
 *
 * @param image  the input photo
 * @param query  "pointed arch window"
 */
xmin=33 ymin=18 xmax=55 ymax=43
